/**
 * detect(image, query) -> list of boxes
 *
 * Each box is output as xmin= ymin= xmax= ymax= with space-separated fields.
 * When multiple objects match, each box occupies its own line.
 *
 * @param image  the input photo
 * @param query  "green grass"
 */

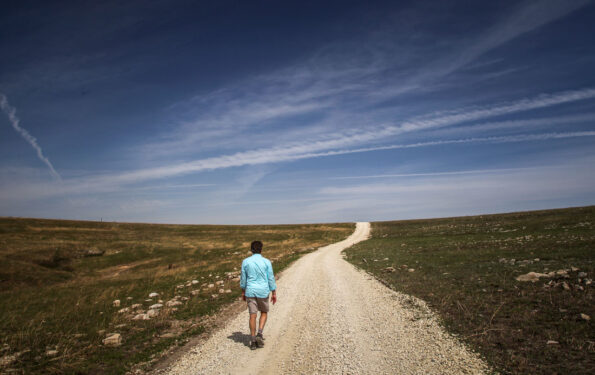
xmin=344 ymin=206 xmax=594 ymax=375
xmin=0 ymin=218 xmax=353 ymax=374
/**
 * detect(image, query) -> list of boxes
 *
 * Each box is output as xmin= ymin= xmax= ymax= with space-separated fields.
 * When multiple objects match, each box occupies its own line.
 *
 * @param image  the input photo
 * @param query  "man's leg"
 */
xmin=258 ymin=312 xmax=268 ymax=331
xmin=249 ymin=313 xmax=257 ymax=337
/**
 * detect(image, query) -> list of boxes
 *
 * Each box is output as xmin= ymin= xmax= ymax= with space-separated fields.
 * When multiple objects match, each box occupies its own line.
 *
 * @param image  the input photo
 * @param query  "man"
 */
xmin=240 ymin=240 xmax=277 ymax=350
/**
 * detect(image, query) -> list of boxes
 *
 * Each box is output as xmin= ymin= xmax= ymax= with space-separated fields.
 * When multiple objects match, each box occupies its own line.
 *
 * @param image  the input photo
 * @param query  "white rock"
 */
xmin=118 ymin=307 xmax=130 ymax=314
xmin=149 ymin=303 xmax=163 ymax=310
xmin=166 ymin=300 xmax=183 ymax=307
xmin=102 ymin=333 xmax=122 ymax=346
xmin=224 ymin=289 xmax=232 ymax=293
xmin=149 ymin=292 xmax=159 ymax=298
xmin=218 ymin=288 xmax=225 ymax=294
xmin=408 ymin=268 xmax=415 ymax=273
xmin=112 ymin=299 xmax=121 ymax=307
xmin=126 ymin=296 xmax=133 ymax=300
xmin=191 ymin=280 xmax=199 ymax=285
xmin=208 ymin=284 xmax=215 ymax=288
xmin=211 ymin=294 xmax=219 ymax=299
xmin=215 ymin=280 xmax=224 ymax=286
xmin=515 ymin=272 xmax=549 ymax=282
xmin=131 ymin=303 xmax=142 ymax=309
xmin=191 ymin=290 xmax=200 ymax=296
xmin=580 ymin=313 xmax=590 ymax=321
xmin=132 ymin=313 xmax=149 ymax=320
xmin=547 ymin=340 xmax=559 ymax=345
xmin=147 ymin=309 xmax=160 ymax=318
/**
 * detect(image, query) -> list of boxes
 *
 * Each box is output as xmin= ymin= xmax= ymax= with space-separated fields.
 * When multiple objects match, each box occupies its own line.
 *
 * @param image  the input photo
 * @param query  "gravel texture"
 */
xmin=160 ymin=222 xmax=490 ymax=374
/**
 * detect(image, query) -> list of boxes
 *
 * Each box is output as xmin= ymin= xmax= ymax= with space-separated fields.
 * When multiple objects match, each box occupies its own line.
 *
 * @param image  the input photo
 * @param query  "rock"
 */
xmin=97 ymin=329 xmax=106 ymax=335
xmin=45 ymin=349 xmax=59 ymax=357
xmin=148 ymin=292 xmax=159 ymax=298
xmin=118 ymin=307 xmax=130 ymax=314
xmin=580 ymin=313 xmax=590 ymax=321
xmin=383 ymin=258 xmax=389 ymax=261
xmin=218 ymin=288 xmax=225 ymax=294
xmin=215 ymin=280 xmax=224 ymax=286
xmin=547 ymin=340 xmax=559 ymax=345
xmin=211 ymin=294 xmax=219 ymax=299
xmin=383 ymin=267 xmax=396 ymax=273
xmin=73 ymin=333 xmax=85 ymax=338
xmin=556 ymin=269 xmax=568 ymax=276
xmin=571 ymin=266 xmax=579 ymax=272
xmin=578 ymin=271 xmax=588 ymax=278
xmin=408 ymin=268 xmax=415 ymax=273
xmin=126 ymin=296 xmax=133 ymax=300
xmin=208 ymin=284 xmax=215 ymax=288
xmin=160 ymin=332 xmax=176 ymax=338
xmin=515 ymin=272 xmax=549 ymax=282
xmin=191 ymin=280 xmax=199 ymax=285
xmin=562 ymin=282 xmax=570 ymax=290
xmin=83 ymin=248 xmax=105 ymax=257
xmin=225 ymin=289 xmax=232 ymax=293
xmin=149 ymin=303 xmax=163 ymax=310
xmin=145 ymin=299 xmax=153 ymax=302
xmin=400 ymin=265 xmax=408 ymax=269
xmin=102 ymin=333 xmax=122 ymax=346
xmin=115 ymin=324 xmax=127 ymax=328
xmin=176 ymin=284 xmax=185 ymax=289
xmin=112 ymin=300 xmax=121 ymax=307
xmin=166 ymin=300 xmax=182 ymax=307
xmin=147 ymin=309 xmax=160 ymax=318
xmin=0 ymin=354 xmax=17 ymax=366
xmin=534 ymin=258 xmax=540 ymax=262
xmin=132 ymin=313 xmax=149 ymax=320
xmin=158 ymin=299 xmax=163 ymax=303
xmin=131 ymin=303 xmax=142 ymax=309
xmin=231 ymin=277 xmax=240 ymax=282
xmin=191 ymin=290 xmax=200 ymax=296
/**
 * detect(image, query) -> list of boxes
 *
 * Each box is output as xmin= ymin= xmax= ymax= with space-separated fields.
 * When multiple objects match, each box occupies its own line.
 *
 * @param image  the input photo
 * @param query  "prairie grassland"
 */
xmin=0 ymin=218 xmax=353 ymax=374
xmin=344 ymin=206 xmax=594 ymax=375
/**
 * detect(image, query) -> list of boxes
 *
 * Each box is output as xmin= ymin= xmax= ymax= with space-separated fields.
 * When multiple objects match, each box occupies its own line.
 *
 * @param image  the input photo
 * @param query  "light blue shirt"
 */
xmin=240 ymin=253 xmax=276 ymax=298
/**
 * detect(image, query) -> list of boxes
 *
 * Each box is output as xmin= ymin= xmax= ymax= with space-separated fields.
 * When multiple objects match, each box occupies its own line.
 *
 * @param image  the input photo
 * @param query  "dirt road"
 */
xmin=161 ymin=222 xmax=489 ymax=374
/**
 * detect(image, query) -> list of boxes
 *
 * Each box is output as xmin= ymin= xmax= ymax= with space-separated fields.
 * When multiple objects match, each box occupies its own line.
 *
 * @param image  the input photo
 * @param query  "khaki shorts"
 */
xmin=246 ymin=296 xmax=269 ymax=314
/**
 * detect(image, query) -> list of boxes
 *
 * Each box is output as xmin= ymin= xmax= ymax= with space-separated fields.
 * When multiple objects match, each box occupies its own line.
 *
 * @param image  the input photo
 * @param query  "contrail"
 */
xmin=0 ymin=93 xmax=61 ymax=181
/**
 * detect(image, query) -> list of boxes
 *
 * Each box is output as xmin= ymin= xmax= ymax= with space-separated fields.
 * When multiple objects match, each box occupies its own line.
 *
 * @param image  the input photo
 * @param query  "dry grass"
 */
xmin=0 ymin=217 xmax=353 ymax=374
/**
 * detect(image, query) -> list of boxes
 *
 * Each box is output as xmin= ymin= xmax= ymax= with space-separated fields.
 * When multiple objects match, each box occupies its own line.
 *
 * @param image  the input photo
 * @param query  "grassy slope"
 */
xmin=0 ymin=218 xmax=353 ymax=374
xmin=344 ymin=206 xmax=594 ymax=375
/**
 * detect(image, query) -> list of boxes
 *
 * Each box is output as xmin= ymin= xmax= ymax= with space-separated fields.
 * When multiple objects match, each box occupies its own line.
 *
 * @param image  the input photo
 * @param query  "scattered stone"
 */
xmin=147 ymin=309 xmax=160 ymax=318
xmin=0 ymin=354 xmax=17 ymax=366
xmin=145 ymin=299 xmax=153 ymax=302
xmin=383 ymin=258 xmax=389 ymax=261
xmin=408 ymin=268 xmax=415 ymax=273
xmin=400 ymin=265 xmax=408 ymax=269
xmin=73 ymin=333 xmax=85 ymax=338
xmin=562 ymin=282 xmax=570 ymax=290
xmin=118 ymin=307 xmax=130 ymax=314
xmin=158 ymin=299 xmax=164 ymax=303
xmin=149 ymin=303 xmax=163 ymax=310
xmin=102 ymin=333 xmax=122 ymax=347
xmin=191 ymin=290 xmax=200 ymax=296
xmin=160 ymin=332 xmax=176 ymax=339
xmin=131 ymin=303 xmax=142 ymax=309
xmin=83 ymin=248 xmax=105 ymax=257
xmin=126 ymin=296 xmax=133 ymax=300
xmin=383 ymin=267 xmax=396 ymax=273
xmin=218 ymin=288 xmax=225 ymax=294
xmin=580 ymin=313 xmax=590 ymax=321
xmin=578 ymin=271 xmax=588 ymax=278
xmin=115 ymin=324 xmax=127 ymax=329
xmin=97 ymin=329 xmax=106 ymax=335
xmin=224 ymin=289 xmax=232 ymax=293
xmin=191 ymin=280 xmax=199 ymax=285
xmin=211 ymin=294 xmax=219 ymax=299
xmin=166 ymin=300 xmax=183 ymax=307
xmin=113 ymin=299 xmax=121 ymax=307
xmin=132 ymin=313 xmax=149 ymax=320
xmin=149 ymin=292 xmax=159 ymax=298
xmin=571 ymin=266 xmax=579 ymax=272
xmin=208 ymin=284 xmax=215 ymax=288
xmin=515 ymin=272 xmax=549 ymax=282
xmin=181 ymin=296 xmax=190 ymax=301
xmin=534 ymin=258 xmax=540 ymax=262
xmin=176 ymin=284 xmax=185 ymax=289
xmin=547 ymin=340 xmax=559 ymax=345
xmin=215 ymin=280 xmax=224 ymax=286
xmin=556 ymin=270 xmax=568 ymax=276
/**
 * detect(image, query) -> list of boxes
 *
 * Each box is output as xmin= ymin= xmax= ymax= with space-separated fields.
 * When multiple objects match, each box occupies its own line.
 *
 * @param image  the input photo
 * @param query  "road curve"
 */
xmin=161 ymin=222 xmax=489 ymax=374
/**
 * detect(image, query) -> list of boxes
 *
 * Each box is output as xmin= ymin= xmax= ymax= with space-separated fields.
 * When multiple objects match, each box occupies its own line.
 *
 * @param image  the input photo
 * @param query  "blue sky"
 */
xmin=1 ymin=0 xmax=594 ymax=224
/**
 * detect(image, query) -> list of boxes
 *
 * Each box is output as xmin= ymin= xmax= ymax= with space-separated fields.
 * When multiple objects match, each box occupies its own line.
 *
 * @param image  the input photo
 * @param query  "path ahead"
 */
xmin=162 ymin=222 xmax=489 ymax=374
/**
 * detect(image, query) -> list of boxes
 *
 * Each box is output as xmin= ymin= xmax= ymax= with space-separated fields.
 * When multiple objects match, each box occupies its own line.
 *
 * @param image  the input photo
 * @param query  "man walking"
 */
xmin=240 ymin=240 xmax=277 ymax=350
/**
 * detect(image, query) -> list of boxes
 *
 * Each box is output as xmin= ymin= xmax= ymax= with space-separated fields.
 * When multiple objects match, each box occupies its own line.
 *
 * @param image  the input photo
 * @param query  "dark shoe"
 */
xmin=256 ymin=333 xmax=264 ymax=348
xmin=250 ymin=340 xmax=258 ymax=350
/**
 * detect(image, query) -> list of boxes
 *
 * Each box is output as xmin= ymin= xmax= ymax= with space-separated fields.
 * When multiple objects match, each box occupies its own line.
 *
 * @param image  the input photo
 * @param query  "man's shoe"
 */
xmin=256 ymin=333 xmax=265 ymax=348
xmin=250 ymin=340 xmax=258 ymax=350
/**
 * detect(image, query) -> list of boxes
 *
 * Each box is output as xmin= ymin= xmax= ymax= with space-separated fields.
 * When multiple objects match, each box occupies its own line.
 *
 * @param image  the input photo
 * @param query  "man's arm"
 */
xmin=267 ymin=260 xmax=277 ymax=304
xmin=240 ymin=260 xmax=247 ymax=300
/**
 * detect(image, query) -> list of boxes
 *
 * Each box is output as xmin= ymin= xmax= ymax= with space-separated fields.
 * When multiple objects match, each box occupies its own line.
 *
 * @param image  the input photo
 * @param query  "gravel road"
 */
xmin=161 ymin=222 xmax=489 ymax=374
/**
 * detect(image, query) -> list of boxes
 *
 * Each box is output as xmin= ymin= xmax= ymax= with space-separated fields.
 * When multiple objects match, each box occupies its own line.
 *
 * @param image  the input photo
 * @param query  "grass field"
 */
xmin=344 ymin=206 xmax=594 ymax=375
xmin=0 ymin=218 xmax=353 ymax=374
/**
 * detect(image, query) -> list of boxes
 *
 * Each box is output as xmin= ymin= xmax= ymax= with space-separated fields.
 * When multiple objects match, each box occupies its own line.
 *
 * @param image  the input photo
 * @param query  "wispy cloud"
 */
xmin=0 ymin=93 xmax=61 ymax=180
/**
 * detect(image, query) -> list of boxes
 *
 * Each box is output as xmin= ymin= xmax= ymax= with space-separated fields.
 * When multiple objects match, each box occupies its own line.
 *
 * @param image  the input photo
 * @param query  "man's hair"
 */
xmin=251 ymin=240 xmax=263 ymax=254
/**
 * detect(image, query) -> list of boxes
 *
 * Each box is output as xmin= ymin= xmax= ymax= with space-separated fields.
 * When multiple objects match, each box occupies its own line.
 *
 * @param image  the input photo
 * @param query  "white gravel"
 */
xmin=160 ymin=222 xmax=490 ymax=374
